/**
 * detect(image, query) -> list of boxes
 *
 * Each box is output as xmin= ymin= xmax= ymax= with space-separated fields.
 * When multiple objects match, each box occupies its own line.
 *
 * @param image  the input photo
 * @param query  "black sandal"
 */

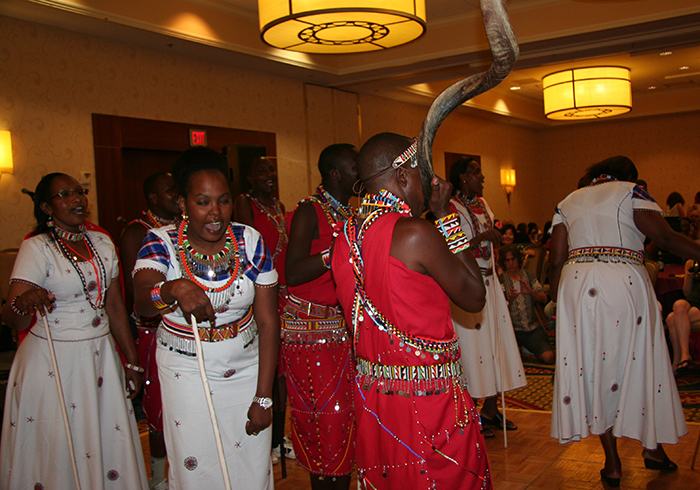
xmin=481 ymin=411 xmax=518 ymax=431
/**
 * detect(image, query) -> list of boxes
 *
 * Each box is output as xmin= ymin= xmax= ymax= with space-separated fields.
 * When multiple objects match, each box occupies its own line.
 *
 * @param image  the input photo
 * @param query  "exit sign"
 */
xmin=189 ymin=129 xmax=207 ymax=146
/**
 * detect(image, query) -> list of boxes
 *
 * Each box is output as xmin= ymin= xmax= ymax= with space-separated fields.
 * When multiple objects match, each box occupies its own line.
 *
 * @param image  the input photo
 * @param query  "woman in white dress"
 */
xmin=1 ymin=173 xmax=148 ymax=489
xmin=448 ymin=157 xmax=526 ymax=435
xmin=549 ymin=156 xmax=699 ymax=486
xmin=133 ymin=146 xmax=279 ymax=490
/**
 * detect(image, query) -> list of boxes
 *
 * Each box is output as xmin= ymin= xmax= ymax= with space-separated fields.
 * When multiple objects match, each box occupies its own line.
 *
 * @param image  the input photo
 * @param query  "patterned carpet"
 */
xmin=503 ymin=355 xmax=700 ymax=424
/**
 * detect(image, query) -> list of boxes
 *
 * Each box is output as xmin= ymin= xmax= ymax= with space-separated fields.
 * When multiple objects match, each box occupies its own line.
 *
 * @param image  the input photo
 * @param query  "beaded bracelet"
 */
xmin=151 ymin=281 xmax=174 ymax=310
xmin=434 ymin=213 xmax=471 ymax=254
xmin=125 ymin=363 xmax=145 ymax=374
xmin=10 ymin=296 xmax=26 ymax=316
xmin=321 ymin=248 xmax=331 ymax=270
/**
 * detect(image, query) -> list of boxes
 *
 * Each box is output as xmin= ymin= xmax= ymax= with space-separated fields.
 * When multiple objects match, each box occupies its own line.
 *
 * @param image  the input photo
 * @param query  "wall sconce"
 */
xmin=0 ymin=131 xmax=13 ymax=179
xmin=500 ymin=168 xmax=516 ymax=204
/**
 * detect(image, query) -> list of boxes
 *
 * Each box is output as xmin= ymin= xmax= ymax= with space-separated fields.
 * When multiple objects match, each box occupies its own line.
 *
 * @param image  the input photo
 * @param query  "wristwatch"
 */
xmin=253 ymin=396 xmax=273 ymax=410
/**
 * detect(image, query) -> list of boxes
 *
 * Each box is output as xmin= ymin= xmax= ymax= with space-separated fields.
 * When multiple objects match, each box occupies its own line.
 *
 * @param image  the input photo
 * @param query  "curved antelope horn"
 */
xmin=417 ymin=0 xmax=519 ymax=177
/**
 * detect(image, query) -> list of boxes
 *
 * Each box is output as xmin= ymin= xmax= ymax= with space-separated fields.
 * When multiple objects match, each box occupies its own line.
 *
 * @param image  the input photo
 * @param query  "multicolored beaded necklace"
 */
xmin=312 ymin=185 xmax=353 ymax=227
xmin=456 ymin=192 xmax=493 ymax=260
xmin=143 ymin=209 xmax=176 ymax=228
xmin=50 ymin=222 xmax=86 ymax=241
xmin=344 ymin=190 xmax=459 ymax=360
xmin=52 ymin=228 xmax=108 ymax=325
xmin=247 ymin=192 xmax=288 ymax=261
xmin=177 ymin=220 xmax=241 ymax=293
xmin=591 ymin=174 xmax=618 ymax=185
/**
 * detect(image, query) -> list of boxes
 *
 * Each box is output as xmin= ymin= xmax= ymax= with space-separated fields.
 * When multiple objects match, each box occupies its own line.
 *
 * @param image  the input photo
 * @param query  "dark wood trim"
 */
xmin=92 ymin=114 xmax=276 ymax=240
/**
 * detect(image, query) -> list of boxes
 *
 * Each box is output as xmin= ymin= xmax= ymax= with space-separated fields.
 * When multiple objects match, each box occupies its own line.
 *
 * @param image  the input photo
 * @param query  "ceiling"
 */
xmin=2 ymin=0 xmax=699 ymax=128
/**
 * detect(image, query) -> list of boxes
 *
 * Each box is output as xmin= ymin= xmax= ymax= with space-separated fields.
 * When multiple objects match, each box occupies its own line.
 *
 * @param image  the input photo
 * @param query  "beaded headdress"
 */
xmin=391 ymin=138 xmax=418 ymax=169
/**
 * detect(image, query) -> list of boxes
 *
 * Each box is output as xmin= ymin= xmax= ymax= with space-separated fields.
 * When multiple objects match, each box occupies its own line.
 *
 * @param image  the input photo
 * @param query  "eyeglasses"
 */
xmin=50 ymin=188 xmax=89 ymax=200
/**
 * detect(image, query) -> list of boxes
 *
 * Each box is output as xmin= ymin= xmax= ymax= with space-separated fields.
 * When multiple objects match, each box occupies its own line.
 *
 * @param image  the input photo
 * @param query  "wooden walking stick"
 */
xmin=190 ymin=314 xmax=233 ymax=490
xmin=40 ymin=310 xmax=82 ymax=490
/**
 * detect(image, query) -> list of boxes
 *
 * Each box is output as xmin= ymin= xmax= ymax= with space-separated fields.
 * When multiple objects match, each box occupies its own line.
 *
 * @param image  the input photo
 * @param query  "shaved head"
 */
xmin=358 ymin=133 xmax=414 ymax=185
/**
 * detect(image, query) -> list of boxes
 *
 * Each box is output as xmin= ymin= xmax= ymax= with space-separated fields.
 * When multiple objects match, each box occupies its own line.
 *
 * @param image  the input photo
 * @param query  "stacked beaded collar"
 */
xmin=311 ymin=185 xmax=353 ymax=227
xmin=246 ymin=192 xmax=288 ymax=260
xmin=177 ymin=219 xmax=241 ymax=292
xmin=344 ymin=189 xmax=459 ymax=361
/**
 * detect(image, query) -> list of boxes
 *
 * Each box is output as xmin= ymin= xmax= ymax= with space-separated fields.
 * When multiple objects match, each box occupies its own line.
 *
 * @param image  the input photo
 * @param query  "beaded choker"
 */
xmin=591 ymin=174 xmax=618 ymax=185
xmin=313 ymin=185 xmax=353 ymax=226
xmin=177 ymin=220 xmax=242 ymax=308
xmin=247 ymin=192 xmax=288 ymax=260
xmin=51 ymin=224 xmax=87 ymax=241
xmin=144 ymin=210 xmax=176 ymax=228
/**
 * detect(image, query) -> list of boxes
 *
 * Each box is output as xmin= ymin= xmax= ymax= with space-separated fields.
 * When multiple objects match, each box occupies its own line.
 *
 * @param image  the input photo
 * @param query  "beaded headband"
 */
xmin=392 ymin=138 xmax=418 ymax=169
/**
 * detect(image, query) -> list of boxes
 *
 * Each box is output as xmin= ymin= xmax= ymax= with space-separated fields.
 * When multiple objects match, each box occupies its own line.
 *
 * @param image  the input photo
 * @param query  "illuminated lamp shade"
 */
xmin=258 ymin=0 xmax=426 ymax=53
xmin=0 ymin=131 xmax=13 ymax=174
xmin=542 ymin=66 xmax=632 ymax=120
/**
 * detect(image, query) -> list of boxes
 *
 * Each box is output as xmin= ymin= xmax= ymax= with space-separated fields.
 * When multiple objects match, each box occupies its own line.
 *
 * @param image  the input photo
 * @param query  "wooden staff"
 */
xmin=40 ymin=310 xmax=82 ymax=490
xmin=190 ymin=314 xmax=232 ymax=490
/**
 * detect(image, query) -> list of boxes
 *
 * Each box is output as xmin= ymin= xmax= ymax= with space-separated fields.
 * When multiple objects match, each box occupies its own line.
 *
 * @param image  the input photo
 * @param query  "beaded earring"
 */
xmin=46 ymin=215 xmax=55 ymax=228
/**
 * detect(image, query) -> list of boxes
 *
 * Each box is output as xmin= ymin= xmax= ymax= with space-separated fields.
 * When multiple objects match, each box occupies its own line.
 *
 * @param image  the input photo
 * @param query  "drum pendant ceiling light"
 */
xmin=542 ymin=66 xmax=632 ymax=120
xmin=258 ymin=0 xmax=427 ymax=54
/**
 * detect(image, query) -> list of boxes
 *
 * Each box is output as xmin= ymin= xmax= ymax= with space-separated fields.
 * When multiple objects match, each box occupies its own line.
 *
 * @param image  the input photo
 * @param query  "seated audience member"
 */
xmin=515 ymin=222 xmax=530 ymax=244
xmin=527 ymin=222 xmax=540 ymax=244
xmin=499 ymin=244 xmax=554 ymax=364
xmin=687 ymin=191 xmax=700 ymax=215
xmin=666 ymin=191 xmax=686 ymax=218
xmin=636 ymin=179 xmax=648 ymax=192
xmin=499 ymin=222 xmax=534 ymax=259
xmin=666 ymin=259 xmax=700 ymax=374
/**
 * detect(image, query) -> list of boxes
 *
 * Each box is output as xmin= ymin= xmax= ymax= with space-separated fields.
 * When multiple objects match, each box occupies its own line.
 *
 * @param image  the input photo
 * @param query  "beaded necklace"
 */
xmin=591 ymin=174 xmax=618 ymax=185
xmin=52 ymin=229 xmax=108 ymax=324
xmin=177 ymin=220 xmax=242 ymax=308
xmin=456 ymin=192 xmax=493 ymax=260
xmin=51 ymin=223 xmax=87 ymax=241
xmin=344 ymin=190 xmax=459 ymax=360
xmin=144 ymin=209 xmax=176 ymax=228
xmin=247 ymin=192 xmax=288 ymax=261
xmin=312 ymin=185 xmax=353 ymax=227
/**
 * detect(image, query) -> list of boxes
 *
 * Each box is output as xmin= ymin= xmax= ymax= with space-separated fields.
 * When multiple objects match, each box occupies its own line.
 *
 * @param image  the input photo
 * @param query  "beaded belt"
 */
xmin=285 ymin=293 xmax=341 ymax=319
xmin=281 ymin=315 xmax=345 ymax=331
xmin=567 ymin=246 xmax=643 ymax=266
xmin=161 ymin=307 xmax=253 ymax=342
xmin=356 ymin=358 xmax=463 ymax=382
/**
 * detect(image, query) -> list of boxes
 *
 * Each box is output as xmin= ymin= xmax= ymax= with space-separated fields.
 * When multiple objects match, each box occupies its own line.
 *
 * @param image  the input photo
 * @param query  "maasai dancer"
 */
xmin=234 ymin=157 xmax=292 ymax=462
xmin=284 ymin=143 xmax=358 ymax=490
xmin=133 ymin=147 xmax=279 ymax=489
xmin=332 ymin=133 xmax=490 ymax=489
xmin=1 ymin=173 xmax=148 ymax=489
xmin=119 ymin=171 xmax=180 ymax=489
xmin=448 ymin=157 xmax=525 ymax=435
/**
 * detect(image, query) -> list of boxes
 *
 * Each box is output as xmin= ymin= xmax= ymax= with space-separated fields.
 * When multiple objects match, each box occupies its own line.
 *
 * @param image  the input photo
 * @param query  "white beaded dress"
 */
xmin=550 ymin=180 xmax=687 ymax=447
xmin=0 ymin=231 xmax=149 ymax=490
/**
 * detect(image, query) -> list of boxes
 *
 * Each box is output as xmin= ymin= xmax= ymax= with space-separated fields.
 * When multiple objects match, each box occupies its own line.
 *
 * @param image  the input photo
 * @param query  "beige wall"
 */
xmin=1 ymin=15 xmax=699 ymax=251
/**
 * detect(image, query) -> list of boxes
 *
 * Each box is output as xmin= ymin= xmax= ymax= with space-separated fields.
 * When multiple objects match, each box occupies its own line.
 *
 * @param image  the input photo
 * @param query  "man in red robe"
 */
xmin=284 ymin=144 xmax=358 ymax=490
xmin=332 ymin=133 xmax=491 ymax=489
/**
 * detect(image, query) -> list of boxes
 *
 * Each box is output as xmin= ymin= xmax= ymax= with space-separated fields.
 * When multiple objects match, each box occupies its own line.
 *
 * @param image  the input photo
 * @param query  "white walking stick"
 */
xmin=490 ymin=246 xmax=508 ymax=448
xmin=190 ymin=314 xmax=232 ymax=490
xmin=40 ymin=310 xmax=82 ymax=490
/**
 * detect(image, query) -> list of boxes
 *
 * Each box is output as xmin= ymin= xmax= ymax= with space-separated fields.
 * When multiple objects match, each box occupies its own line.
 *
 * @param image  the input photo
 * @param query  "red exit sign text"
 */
xmin=189 ymin=129 xmax=207 ymax=147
